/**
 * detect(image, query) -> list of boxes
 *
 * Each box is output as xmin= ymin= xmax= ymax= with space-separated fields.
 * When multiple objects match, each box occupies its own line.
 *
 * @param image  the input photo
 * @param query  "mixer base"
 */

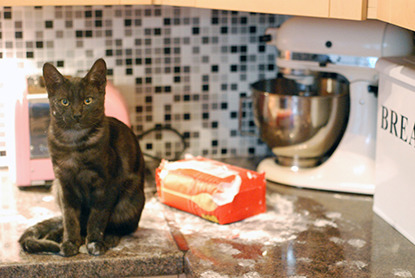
xmin=257 ymin=157 xmax=375 ymax=194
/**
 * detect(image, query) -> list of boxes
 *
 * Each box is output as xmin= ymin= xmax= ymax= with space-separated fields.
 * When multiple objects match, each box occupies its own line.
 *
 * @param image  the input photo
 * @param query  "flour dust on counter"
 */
xmin=164 ymin=185 xmax=375 ymax=277
xmin=170 ymin=192 xmax=311 ymax=244
xmin=0 ymin=168 xmax=60 ymax=263
xmin=393 ymin=269 xmax=414 ymax=278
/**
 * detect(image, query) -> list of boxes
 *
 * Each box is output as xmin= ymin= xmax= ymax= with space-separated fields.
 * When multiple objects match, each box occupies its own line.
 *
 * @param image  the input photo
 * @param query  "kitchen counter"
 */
xmin=1 ymin=157 xmax=415 ymax=277
xmin=0 ymin=165 xmax=184 ymax=278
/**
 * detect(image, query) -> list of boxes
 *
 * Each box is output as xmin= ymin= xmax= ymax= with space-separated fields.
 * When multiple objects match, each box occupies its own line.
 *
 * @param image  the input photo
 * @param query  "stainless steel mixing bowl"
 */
xmin=252 ymin=73 xmax=350 ymax=167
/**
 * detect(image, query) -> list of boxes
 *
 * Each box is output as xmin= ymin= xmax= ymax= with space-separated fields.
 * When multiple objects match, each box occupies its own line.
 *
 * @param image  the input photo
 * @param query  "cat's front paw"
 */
xmin=60 ymin=240 xmax=80 ymax=257
xmin=87 ymin=241 xmax=107 ymax=256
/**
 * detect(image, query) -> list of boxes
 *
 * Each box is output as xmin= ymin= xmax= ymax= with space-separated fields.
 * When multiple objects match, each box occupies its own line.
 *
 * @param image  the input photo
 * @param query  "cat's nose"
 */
xmin=73 ymin=113 xmax=82 ymax=121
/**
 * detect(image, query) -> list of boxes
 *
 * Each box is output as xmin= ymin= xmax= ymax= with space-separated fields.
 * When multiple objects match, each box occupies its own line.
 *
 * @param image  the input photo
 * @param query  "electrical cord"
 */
xmin=137 ymin=125 xmax=187 ymax=162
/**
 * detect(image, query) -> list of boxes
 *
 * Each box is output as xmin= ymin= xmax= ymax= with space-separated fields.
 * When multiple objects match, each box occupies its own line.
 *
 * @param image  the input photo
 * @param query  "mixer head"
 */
xmin=264 ymin=17 xmax=414 ymax=82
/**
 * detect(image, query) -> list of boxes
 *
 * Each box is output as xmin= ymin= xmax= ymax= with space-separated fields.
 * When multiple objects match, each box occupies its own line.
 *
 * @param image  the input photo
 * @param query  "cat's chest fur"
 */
xmin=49 ymin=119 xmax=114 ymax=186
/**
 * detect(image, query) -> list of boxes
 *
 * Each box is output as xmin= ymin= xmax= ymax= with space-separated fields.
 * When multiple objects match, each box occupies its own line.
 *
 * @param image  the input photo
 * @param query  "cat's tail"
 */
xmin=18 ymin=216 xmax=63 ymax=254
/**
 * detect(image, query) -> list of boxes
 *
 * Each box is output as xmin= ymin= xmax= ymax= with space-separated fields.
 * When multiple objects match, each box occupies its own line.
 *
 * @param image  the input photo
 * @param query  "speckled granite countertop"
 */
xmin=1 ymin=158 xmax=415 ymax=278
xmin=0 ymin=164 xmax=183 ymax=278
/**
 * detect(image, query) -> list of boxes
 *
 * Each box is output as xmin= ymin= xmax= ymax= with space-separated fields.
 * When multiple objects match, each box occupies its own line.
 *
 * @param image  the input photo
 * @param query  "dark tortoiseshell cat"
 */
xmin=19 ymin=59 xmax=145 ymax=256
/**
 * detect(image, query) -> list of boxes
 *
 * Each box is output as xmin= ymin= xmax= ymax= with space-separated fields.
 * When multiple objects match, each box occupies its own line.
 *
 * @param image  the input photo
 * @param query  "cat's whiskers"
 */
xmin=61 ymin=117 xmax=69 ymax=129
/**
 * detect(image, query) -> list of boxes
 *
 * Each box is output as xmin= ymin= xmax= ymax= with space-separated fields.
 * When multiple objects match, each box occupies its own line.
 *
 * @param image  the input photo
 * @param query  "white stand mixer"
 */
xmin=258 ymin=17 xmax=413 ymax=194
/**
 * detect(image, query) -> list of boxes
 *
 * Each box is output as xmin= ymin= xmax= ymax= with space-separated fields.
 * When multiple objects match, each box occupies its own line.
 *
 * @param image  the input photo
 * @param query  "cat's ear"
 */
xmin=85 ymin=58 xmax=107 ymax=91
xmin=43 ymin=63 xmax=65 ymax=96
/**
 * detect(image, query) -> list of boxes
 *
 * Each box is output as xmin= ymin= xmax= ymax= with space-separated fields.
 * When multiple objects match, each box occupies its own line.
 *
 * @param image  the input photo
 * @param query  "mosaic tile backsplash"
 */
xmin=0 ymin=5 xmax=287 ymax=162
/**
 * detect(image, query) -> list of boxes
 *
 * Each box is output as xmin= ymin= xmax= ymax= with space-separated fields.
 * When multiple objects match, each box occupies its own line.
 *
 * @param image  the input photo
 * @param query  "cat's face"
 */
xmin=43 ymin=59 xmax=107 ymax=130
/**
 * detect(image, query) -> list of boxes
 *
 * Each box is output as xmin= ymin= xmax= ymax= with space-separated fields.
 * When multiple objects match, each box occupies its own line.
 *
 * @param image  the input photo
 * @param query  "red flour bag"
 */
xmin=155 ymin=156 xmax=266 ymax=224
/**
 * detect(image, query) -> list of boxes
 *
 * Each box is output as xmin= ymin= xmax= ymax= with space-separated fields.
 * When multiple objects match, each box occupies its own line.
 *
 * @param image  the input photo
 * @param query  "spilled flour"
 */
xmin=172 ymin=193 xmax=310 ymax=245
xmin=201 ymin=270 xmax=262 ymax=278
xmin=393 ymin=269 xmax=413 ymax=278
xmin=330 ymin=237 xmax=367 ymax=249
xmin=313 ymin=219 xmax=338 ymax=228
xmin=347 ymin=238 xmax=366 ymax=249
xmin=336 ymin=260 xmax=368 ymax=271
xmin=200 ymin=270 xmax=229 ymax=278
xmin=164 ymin=191 xmax=375 ymax=276
xmin=217 ymin=243 xmax=241 ymax=255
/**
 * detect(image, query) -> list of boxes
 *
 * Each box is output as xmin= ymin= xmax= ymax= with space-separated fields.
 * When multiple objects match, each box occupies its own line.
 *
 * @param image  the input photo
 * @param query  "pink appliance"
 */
xmin=14 ymin=76 xmax=131 ymax=187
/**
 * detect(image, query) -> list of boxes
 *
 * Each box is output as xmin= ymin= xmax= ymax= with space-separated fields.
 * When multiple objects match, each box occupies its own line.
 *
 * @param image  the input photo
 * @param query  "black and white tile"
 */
xmin=0 ymin=5 xmax=287 ymax=162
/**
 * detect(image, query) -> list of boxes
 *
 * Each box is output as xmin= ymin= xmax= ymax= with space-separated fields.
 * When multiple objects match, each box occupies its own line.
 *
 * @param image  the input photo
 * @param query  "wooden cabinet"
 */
xmin=4 ymin=0 xmax=415 ymax=31
xmin=3 ymin=0 xmax=365 ymax=20
xmin=329 ymin=0 xmax=367 ymax=20
xmin=195 ymin=0 xmax=329 ymax=18
xmin=152 ymin=0 xmax=195 ymax=6
xmin=153 ymin=0 xmax=367 ymax=20
xmin=0 ymin=0 xmax=151 ymax=6
xmin=120 ymin=0 xmax=152 ymax=4
xmin=368 ymin=0 xmax=415 ymax=31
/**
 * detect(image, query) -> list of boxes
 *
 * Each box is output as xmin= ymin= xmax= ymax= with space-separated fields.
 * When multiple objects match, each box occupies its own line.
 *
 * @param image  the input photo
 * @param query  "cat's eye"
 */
xmin=84 ymin=97 xmax=93 ymax=105
xmin=60 ymin=99 xmax=69 ymax=106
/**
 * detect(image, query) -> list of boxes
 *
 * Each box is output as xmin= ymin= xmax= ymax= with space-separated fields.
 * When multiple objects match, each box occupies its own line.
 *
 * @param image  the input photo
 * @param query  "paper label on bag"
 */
xmin=159 ymin=159 xmax=241 ymax=206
